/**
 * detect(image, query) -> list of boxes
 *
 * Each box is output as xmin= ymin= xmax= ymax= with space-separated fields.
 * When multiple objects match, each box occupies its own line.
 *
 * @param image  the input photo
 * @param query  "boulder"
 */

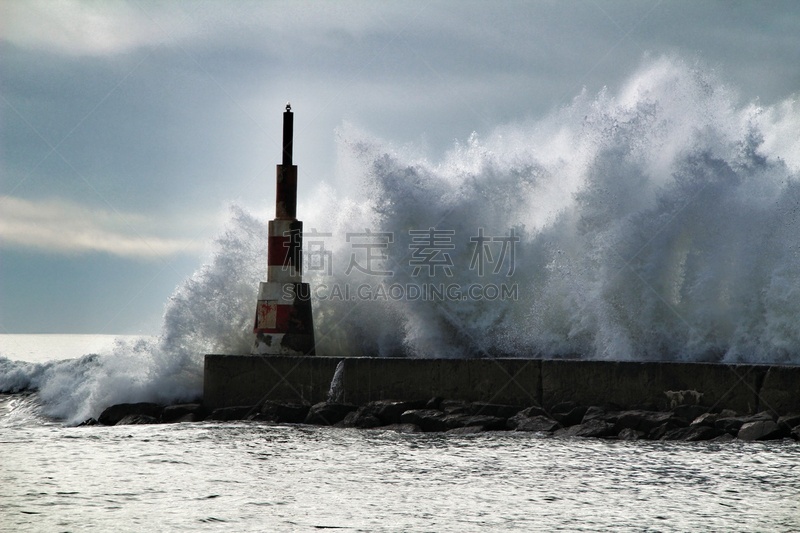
xmin=440 ymin=400 xmax=471 ymax=415
xmin=615 ymin=410 xmax=686 ymax=433
xmin=747 ymin=411 xmax=777 ymax=422
xmin=399 ymin=409 xmax=448 ymax=432
xmin=362 ymin=400 xmax=427 ymax=425
xmin=777 ymin=414 xmax=800 ymax=431
xmin=116 ymin=414 xmax=158 ymax=425
xmin=581 ymin=406 xmax=622 ymax=424
xmin=206 ymin=406 xmax=256 ymax=421
xmin=442 ymin=414 xmax=506 ymax=431
xmin=617 ymin=428 xmax=642 ymax=440
xmin=690 ymin=412 xmax=719 ymax=427
xmin=77 ymin=418 xmax=98 ymax=427
xmin=791 ymin=425 xmax=800 ymax=441
xmin=555 ymin=419 xmax=616 ymax=438
xmin=425 ymin=397 xmax=444 ymax=410
xmin=647 ymin=419 xmax=688 ymax=440
xmin=715 ymin=417 xmax=747 ymax=435
xmin=162 ymin=403 xmax=204 ymax=423
xmin=304 ymin=402 xmax=357 ymax=425
xmin=737 ymin=420 xmax=786 ymax=441
xmin=661 ymin=425 xmax=724 ymax=441
xmin=98 ymin=402 xmax=163 ymax=426
xmin=258 ymin=401 xmax=310 ymax=423
xmin=552 ymin=405 xmax=588 ymax=427
xmin=509 ymin=415 xmax=560 ymax=433
xmin=339 ymin=408 xmax=382 ymax=429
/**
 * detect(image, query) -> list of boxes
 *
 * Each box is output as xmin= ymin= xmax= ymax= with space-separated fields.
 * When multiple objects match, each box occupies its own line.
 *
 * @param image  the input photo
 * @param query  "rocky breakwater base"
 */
xmin=82 ymin=397 xmax=800 ymax=443
xmin=81 ymin=356 xmax=800 ymax=443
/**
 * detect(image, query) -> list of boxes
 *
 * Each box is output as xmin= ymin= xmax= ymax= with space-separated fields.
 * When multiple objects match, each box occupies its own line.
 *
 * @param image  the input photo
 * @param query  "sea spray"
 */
xmin=327 ymin=360 xmax=346 ymax=403
xmin=304 ymin=55 xmax=800 ymax=362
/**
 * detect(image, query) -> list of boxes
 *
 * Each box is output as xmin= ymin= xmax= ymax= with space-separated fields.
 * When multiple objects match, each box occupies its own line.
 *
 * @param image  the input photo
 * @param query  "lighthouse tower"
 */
xmin=252 ymin=104 xmax=316 ymax=355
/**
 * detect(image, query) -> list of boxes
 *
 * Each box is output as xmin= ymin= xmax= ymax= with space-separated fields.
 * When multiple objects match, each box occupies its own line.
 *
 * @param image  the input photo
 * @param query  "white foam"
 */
xmin=304 ymin=55 xmax=800 ymax=363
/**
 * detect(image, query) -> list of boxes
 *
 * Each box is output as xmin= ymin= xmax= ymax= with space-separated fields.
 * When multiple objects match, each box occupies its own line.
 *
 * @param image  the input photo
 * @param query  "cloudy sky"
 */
xmin=2 ymin=0 xmax=799 ymax=334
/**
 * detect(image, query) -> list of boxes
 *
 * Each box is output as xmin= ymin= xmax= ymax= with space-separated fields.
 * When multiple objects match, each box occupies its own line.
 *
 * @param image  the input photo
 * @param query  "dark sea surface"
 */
xmin=2 ymin=389 xmax=799 ymax=532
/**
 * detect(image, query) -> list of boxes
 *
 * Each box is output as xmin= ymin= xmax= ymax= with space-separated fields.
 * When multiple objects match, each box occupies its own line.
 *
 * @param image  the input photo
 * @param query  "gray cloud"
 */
xmin=0 ymin=196 xmax=209 ymax=258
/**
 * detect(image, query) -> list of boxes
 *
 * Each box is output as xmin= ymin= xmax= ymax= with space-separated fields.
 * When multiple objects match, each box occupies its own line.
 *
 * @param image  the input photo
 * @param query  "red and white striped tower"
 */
xmin=252 ymin=103 xmax=316 ymax=355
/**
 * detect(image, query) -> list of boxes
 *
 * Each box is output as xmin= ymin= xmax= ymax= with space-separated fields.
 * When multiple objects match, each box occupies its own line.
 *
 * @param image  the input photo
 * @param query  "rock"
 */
xmin=555 ymin=419 xmax=616 ymax=438
xmin=442 ymin=414 xmax=506 ymax=431
xmin=162 ymin=403 xmax=204 ymax=423
xmin=617 ymin=428 xmax=642 ymax=440
xmin=509 ymin=415 xmax=560 ymax=432
xmin=552 ymin=405 xmax=588 ymax=427
xmin=690 ymin=412 xmax=719 ymax=427
xmin=647 ymin=419 xmax=688 ymax=440
xmin=304 ymin=402 xmax=357 ymax=425
xmin=581 ymin=406 xmax=622 ymax=424
xmin=615 ymin=410 xmax=686 ymax=433
xmin=446 ymin=426 xmax=484 ymax=434
xmin=737 ymin=420 xmax=785 ymax=441
xmin=400 ymin=409 xmax=448 ymax=432
xmin=715 ymin=417 xmax=746 ymax=435
xmin=206 ymin=406 xmax=257 ymax=421
xmin=662 ymin=425 xmax=724 ymax=441
xmin=258 ymin=401 xmax=310 ymax=423
xmin=425 ymin=397 xmax=444 ymax=410
xmin=116 ymin=414 xmax=158 ymax=425
xmin=747 ymin=411 xmax=776 ymax=422
xmin=440 ymin=400 xmax=471 ymax=415
xmin=469 ymin=402 xmax=523 ymax=419
xmin=718 ymin=409 xmax=738 ymax=418
xmin=362 ymin=400 xmax=427 ymax=424
xmin=711 ymin=433 xmax=736 ymax=442
xmin=98 ymin=402 xmax=163 ymax=426
xmin=777 ymin=414 xmax=800 ymax=431
xmin=377 ymin=423 xmax=421 ymax=433
xmin=339 ymin=408 xmax=382 ymax=429
xmin=77 ymin=418 xmax=98 ymax=426
xmin=689 ymin=426 xmax=726 ymax=441
xmin=791 ymin=425 xmax=800 ymax=441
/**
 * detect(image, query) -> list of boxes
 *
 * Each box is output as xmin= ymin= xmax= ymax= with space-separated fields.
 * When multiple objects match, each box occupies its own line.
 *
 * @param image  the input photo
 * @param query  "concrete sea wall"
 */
xmin=204 ymin=355 xmax=800 ymax=414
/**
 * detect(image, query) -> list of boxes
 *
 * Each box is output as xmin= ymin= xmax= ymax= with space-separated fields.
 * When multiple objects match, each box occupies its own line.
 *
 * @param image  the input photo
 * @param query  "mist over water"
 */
xmin=2 ymin=56 xmax=800 ymax=423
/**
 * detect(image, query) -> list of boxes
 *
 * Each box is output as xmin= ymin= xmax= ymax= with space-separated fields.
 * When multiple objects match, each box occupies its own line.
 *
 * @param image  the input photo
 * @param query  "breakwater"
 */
xmin=203 ymin=355 xmax=799 ymax=415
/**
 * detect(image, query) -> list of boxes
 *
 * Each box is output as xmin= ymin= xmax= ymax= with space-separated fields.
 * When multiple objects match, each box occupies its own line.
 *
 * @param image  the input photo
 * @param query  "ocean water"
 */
xmin=2 ymin=388 xmax=799 ymax=532
xmin=2 ymin=56 xmax=800 ymax=530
